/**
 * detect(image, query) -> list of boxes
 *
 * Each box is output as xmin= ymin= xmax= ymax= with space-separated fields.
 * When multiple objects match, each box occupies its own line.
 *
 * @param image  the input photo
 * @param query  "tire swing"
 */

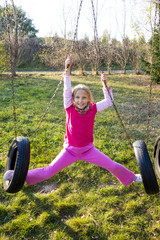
xmin=3 ymin=73 xmax=63 ymax=194
xmin=3 ymin=3 xmax=30 ymax=193
xmin=133 ymin=140 xmax=159 ymax=195
xmin=122 ymin=4 xmax=159 ymax=195
xmin=90 ymin=0 xmax=159 ymax=195
xmin=103 ymin=76 xmax=159 ymax=195
xmin=3 ymin=76 xmax=31 ymax=194
xmin=132 ymin=4 xmax=159 ymax=195
xmin=3 ymin=0 xmax=84 ymax=194
xmin=3 ymin=137 xmax=30 ymax=193
xmin=154 ymin=136 xmax=160 ymax=180
xmin=132 ymin=7 xmax=160 ymax=195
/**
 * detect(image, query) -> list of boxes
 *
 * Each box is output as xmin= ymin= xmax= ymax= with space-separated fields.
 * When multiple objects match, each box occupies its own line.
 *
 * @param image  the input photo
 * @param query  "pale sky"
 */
xmin=1 ymin=0 xmax=154 ymax=41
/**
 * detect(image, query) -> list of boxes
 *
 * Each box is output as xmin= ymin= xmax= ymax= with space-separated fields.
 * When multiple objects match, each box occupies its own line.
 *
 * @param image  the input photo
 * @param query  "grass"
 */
xmin=0 ymin=72 xmax=160 ymax=240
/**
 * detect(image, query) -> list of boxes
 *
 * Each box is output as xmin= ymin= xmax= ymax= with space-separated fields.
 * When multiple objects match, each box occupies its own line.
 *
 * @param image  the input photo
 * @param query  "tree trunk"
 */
xmin=11 ymin=59 xmax=17 ymax=76
xmin=78 ymin=63 xmax=84 ymax=76
xmin=107 ymin=64 xmax=111 ymax=75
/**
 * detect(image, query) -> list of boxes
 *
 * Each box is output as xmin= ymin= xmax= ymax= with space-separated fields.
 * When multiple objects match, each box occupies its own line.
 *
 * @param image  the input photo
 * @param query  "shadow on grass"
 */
xmin=22 ymin=188 xmax=81 ymax=240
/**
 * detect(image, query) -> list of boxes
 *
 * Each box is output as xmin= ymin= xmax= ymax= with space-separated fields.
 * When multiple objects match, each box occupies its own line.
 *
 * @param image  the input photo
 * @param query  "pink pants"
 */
xmin=26 ymin=143 xmax=135 ymax=186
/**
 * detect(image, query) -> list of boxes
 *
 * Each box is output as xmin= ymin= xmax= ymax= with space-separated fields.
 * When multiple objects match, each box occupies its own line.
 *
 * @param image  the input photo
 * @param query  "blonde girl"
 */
xmin=4 ymin=56 xmax=142 ymax=185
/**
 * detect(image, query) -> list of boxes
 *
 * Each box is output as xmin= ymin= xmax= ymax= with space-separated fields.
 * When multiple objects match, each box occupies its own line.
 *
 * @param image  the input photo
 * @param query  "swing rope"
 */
xmin=70 ymin=0 xmax=84 ymax=55
xmin=5 ymin=0 xmax=18 ymax=138
xmin=10 ymin=76 xmax=18 ymax=138
xmin=90 ymin=0 xmax=133 ymax=147
xmin=31 ymin=0 xmax=84 ymax=141
xmin=31 ymin=79 xmax=63 ymax=141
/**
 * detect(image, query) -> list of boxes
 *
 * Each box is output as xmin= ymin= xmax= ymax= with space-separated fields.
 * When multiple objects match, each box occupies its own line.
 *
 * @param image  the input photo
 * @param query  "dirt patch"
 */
xmin=38 ymin=182 xmax=58 ymax=194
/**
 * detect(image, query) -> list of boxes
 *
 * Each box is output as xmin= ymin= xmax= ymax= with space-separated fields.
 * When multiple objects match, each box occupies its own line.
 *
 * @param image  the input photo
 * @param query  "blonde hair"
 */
xmin=72 ymin=84 xmax=94 ymax=103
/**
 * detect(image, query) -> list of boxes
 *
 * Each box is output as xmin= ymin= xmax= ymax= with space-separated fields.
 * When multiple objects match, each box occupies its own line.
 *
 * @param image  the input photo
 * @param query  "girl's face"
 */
xmin=73 ymin=89 xmax=90 ymax=109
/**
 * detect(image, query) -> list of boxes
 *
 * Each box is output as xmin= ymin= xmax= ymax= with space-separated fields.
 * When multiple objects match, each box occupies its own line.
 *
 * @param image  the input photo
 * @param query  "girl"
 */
xmin=4 ymin=56 xmax=142 ymax=185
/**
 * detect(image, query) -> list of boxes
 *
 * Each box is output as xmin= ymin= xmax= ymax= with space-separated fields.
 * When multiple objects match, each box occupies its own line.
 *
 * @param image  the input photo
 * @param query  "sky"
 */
xmin=1 ymin=0 xmax=154 ymax=41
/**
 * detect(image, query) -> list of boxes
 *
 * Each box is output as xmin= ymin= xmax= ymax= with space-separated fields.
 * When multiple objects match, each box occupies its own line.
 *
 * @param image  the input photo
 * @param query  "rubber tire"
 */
xmin=133 ymin=140 xmax=159 ymax=195
xmin=3 ymin=136 xmax=30 ymax=193
xmin=154 ymin=136 xmax=160 ymax=180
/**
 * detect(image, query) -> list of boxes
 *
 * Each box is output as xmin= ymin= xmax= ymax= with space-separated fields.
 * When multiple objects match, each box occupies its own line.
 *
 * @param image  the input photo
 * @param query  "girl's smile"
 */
xmin=73 ymin=89 xmax=90 ymax=109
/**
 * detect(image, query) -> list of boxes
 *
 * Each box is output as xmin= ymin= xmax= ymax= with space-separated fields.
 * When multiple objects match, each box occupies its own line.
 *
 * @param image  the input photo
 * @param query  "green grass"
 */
xmin=0 ymin=72 xmax=160 ymax=240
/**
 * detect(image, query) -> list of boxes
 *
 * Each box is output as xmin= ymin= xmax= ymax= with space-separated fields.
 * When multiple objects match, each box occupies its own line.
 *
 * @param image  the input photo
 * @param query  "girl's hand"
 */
xmin=101 ymin=72 xmax=108 ymax=88
xmin=64 ymin=56 xmax=72 ymax=76
xmin=65 ymin=56 xmax=72 ymax=69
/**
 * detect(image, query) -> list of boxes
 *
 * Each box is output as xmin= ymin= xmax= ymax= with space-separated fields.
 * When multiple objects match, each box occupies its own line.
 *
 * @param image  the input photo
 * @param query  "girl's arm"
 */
xmin=96 ymin=87 xmax=113 ymax=112
xmin=63 ymin=57 xmax=72 ymax=109
xmin=63 ymin=75 xmax=72 ymax=109
xmin=96 ymin=73 xmax=114 ymax=112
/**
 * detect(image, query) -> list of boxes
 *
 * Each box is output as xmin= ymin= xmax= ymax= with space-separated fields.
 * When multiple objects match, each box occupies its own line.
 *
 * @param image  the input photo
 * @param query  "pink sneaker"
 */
xmin=3 ymin=170 xmax=14 ymax=181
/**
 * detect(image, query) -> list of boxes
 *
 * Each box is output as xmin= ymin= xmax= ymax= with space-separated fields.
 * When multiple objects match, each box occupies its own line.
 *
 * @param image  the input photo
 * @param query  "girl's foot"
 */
xmin=3 ymin=170 xmax=14 ymax=181
xmin=134 ymin=174 xmax=142 ymax=183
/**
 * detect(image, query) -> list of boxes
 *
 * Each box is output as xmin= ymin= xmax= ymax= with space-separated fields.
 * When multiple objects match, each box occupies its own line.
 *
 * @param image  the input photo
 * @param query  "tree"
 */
xmin=0 ymin=4 xmax=38 ymax=38
xmin=5 ymin=0 xmax=19 ymax=76
xmin=87 ymin=40 xmax=99 ymax=75
xmin=38 ymin=35 xmax=71 ymax=70
xmin=101 ymin=31 xmax=114 ymax=75
xmin=140 ymin=2 xmax=160 ymax=83
xmin=113 ymin=0 xmax=130 ymax=74
xmin=114 ymin=37 xmax=130 ymax=74
xmin=151 ymin=30 xmax=160 ymax=83
xmin=74 ymin=37 xmax=91 ymax=75
xmin=18 ymin=38 xmax=42 ymax=69
xmin=130 ymin=36 xmax=147 ymax=75
xmin=0 ymin=1 xmax=38 ymax=75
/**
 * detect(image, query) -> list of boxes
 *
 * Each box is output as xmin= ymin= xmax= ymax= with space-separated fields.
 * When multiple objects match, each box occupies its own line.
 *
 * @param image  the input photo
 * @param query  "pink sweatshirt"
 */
xmin=63 ymin=76 xmax=113 ymax=147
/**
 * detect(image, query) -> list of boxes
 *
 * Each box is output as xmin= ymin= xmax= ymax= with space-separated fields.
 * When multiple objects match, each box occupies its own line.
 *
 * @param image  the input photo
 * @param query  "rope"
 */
xmin=90 ymin=0 xmax=101 ymax=61
xmin=31 ymin=79 xmax=63 ymax=141
xmin=31 ymin=0 xmax=84 ymax=141
xmin=10 ymin=76 xmax=18 ymax=138
xmin=5 ymin=0 xmax=18 ymax=138
xmin=90 ymin=0 xmax=133 ymax=147
xmin=70 ymin=0 xmax=84 ymax=55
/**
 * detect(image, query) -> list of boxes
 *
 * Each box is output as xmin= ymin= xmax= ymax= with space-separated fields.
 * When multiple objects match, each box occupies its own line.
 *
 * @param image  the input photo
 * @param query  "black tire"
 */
xmin=154 ymin=136 xmax=160 ymax=180
xmin=3 ymin=136 xmax=30 ymax=193
xmin=133 ymin=140 xmax=159 ymax=195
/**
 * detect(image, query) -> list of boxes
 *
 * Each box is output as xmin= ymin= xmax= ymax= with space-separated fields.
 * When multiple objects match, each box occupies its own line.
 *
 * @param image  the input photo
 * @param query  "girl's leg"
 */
xmin=81 ymin=146 xmax=135 ymax=186
xmin=26 ymin=148 xmax=77 ymax=185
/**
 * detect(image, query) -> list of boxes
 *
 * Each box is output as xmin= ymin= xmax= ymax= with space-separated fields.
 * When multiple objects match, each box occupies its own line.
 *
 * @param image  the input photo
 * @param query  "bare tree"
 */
xmin=4 ymin=0 xmax=38 ymax=75
xmin=61 ymin=3 xmax=72 ymax=39
xmin=101 ymin=31 xmax=114 ymax=74
xmin=18 ymin=37 xmax=42 ymax=68
xmin=114 ymin=37 xmax=130 ymax=74
xmin=38 ymin=35 xmax=71 ymax=70
xmin=87 ymin=40 xmax=99 ymax=74
xmin=113 ymin=0 xmax=131 ymax=74
xmin=5 ymin=0 xmax=19 ymax=76
xmin=130 ymin=34 xmax=148 ymax=75
xmin=74 ymin=37 xmax=90 ymax=75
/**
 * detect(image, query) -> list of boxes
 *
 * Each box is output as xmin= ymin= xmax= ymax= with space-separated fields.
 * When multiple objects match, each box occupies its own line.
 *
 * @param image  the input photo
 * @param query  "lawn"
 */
xmin=0 ymin=72 xmax=160 ymax=240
